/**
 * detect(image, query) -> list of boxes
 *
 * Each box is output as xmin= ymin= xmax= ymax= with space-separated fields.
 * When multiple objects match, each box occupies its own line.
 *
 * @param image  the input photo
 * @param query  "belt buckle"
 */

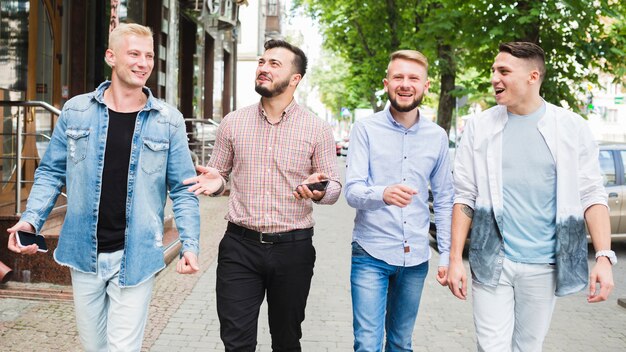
xmin=259 ymin=232 xmax=274 ymax=244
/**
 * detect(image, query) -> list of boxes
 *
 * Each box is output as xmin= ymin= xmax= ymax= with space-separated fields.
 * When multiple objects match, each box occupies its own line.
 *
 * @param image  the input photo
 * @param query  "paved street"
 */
xmin=1 ymin=158 xmax=626 ymax=351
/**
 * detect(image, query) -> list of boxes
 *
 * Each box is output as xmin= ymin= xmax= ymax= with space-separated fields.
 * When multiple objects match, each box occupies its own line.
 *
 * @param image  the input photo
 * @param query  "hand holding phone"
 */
xmin=16 ymin=231 xmax=48 ymax=253
xmin=299 ymin=180 xmax=329 ymax=192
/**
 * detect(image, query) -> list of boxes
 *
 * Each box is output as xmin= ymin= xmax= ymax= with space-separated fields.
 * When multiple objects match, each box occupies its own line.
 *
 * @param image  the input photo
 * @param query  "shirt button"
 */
xmin=497 ymin=259 xmax=503 ymax=264
xmin=404 ymin=156 xmax=407 ymax=159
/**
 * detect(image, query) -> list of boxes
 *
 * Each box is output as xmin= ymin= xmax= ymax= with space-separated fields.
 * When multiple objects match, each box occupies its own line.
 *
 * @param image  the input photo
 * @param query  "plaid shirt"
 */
xmin=208 ymin=100 xmax=341 ymax=233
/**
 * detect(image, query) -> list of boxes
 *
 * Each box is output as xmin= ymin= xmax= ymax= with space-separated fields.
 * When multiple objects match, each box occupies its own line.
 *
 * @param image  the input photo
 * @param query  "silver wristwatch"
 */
xmin=595 ymin=250 xmax=617 ymax=265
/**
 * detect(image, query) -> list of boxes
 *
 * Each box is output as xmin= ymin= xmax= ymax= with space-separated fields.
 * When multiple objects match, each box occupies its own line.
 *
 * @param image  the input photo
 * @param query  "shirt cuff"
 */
xmin=438 ymin=251 xmax=450 ymax=267
xmin=372 ymin=186 xmax=388 ymax=206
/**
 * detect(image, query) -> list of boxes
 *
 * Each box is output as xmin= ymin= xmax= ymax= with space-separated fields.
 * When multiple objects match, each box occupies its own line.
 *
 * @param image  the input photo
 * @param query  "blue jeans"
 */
xmin=70 ymin=250 xmax=155 ymax=352
xmin=351 ymin=242 xmax=428 ymax=352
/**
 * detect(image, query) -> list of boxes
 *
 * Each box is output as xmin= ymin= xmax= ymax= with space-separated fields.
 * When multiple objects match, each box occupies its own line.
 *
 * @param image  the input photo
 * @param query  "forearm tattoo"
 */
xmin=461 ymin=205 xmax=474 ymax=219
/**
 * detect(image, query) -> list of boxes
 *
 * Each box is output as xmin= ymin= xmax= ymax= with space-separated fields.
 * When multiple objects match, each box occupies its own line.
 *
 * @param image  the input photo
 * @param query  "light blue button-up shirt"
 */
xmin=345 ymin=107 xmax=453 ymax=267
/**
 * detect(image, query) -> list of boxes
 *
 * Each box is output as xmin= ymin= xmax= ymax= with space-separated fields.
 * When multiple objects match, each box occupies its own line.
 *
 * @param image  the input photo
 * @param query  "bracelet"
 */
xmin=209 ymin=178 xmax=226 ymax=197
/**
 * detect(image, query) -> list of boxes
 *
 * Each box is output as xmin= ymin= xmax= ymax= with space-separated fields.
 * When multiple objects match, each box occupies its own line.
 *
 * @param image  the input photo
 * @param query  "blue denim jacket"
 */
xmin=21 ymin=81 xmax=200 ymax=287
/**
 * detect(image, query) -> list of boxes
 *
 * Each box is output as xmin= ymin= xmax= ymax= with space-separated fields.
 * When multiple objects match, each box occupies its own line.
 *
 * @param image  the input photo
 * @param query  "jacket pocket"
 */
xmin=141 ymin=138 xmax=169 ymax=174
xmin=66 ymin=128 xmax=90 ymax=164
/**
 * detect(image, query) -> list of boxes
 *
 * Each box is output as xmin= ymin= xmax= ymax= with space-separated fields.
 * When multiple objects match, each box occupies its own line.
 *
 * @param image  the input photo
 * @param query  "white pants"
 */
xmin=71 ymin=250 xmax=155 ymax=352
xmin=472 ymin=258 xmax=557 ymax=352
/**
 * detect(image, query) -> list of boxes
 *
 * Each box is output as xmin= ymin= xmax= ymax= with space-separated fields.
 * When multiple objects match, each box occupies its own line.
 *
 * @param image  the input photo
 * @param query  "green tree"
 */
xmin=295 ymin=0 xmax=626 ymax=134
xmin=309 ymin=50 xmax=370 ymax=119
xmin=294 ymin=0 xmax=471 ymax=133
xmin=458 ymin=0 xmax=626 ymax=111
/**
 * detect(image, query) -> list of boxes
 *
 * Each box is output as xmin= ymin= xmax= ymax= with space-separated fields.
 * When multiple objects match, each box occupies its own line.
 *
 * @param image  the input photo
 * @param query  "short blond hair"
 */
xmin=108 ymin=23 xmax=153 ymax=51
xmin=388 ymin=50 xmax=429 ymax=74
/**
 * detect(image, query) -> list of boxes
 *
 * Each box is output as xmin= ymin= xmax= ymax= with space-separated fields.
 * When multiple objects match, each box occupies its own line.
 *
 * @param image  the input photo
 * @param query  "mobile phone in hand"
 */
xmin=16 ymin=230 xmax=48 ymax=253
xmin=303 ymin=180 xmax=329 ymax=192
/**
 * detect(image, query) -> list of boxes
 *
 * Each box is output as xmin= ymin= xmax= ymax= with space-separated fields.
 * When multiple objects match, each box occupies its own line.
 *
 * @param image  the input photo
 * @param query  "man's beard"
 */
xmin=255 ymin=76 xmax=290 ymax=98
xmin=389 ymin=92 xmax=423 ymax=112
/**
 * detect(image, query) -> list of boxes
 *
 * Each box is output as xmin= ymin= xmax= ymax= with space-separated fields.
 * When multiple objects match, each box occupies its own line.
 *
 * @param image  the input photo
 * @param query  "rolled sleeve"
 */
xmin=453 ymin=118 xmax=477 ymax=209
xmin=577 ymin=122 xmax=608 ymax=211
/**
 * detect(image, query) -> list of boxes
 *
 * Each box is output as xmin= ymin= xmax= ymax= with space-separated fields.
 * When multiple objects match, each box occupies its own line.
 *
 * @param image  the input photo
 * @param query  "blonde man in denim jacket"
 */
xmin=7 ymin=24 xmax=200 ymax=351
xmin=447 ymin=42 xmax=614 ymax=352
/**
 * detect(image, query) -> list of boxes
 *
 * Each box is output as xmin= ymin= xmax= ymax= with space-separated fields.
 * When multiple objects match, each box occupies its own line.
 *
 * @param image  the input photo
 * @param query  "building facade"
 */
xmin=0 ymin=0 xmax=242 ymax=217
xmin=236 ymin=0 xmax=283 ymax=108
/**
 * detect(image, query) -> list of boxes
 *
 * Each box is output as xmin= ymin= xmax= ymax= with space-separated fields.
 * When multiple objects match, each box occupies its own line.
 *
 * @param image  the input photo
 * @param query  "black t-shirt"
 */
xmin=96 ymin=109 xmax=138 ymax=253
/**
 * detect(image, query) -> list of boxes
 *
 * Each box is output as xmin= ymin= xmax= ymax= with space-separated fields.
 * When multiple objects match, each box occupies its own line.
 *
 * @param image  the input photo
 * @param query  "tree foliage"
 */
xmin=458 ymin=0 xmax=626 ymax=110
xmin=294 ymin=0 xmax=626 ymax=133
xmin=309 ymin=50 xmax=372 ymax=119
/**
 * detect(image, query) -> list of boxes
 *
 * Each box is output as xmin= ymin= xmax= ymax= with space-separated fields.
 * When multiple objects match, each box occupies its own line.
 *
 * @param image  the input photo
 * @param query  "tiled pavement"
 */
xmin=1 ymin=159 xmax=626 ymax=351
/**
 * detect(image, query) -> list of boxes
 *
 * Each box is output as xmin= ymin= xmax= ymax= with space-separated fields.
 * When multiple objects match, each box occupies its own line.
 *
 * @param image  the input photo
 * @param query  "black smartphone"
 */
xmin=303 ymin=180 xmax=329 ymax=192
xmin=16 ymin=230 xmax=48 ymax=253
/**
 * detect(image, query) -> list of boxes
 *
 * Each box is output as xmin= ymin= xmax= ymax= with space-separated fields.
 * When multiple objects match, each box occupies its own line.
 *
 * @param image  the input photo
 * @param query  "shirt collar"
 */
xmin=93 ymin=81 xmax=163 ymax=112
xmin=384 ymin=105 xmax=421 ymax=132
xmin=257 ymin=98 xmax=298 ymax=124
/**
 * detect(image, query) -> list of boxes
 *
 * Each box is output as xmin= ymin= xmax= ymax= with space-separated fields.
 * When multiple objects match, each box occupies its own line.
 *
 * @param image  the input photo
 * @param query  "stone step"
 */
xmin=0 ymin=282 xmax=73 ymax=301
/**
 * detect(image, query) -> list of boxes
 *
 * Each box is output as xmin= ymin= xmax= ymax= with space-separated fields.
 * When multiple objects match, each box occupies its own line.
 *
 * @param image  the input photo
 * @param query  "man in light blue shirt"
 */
xmin=344 ymin=50 xmax=454 ymax=351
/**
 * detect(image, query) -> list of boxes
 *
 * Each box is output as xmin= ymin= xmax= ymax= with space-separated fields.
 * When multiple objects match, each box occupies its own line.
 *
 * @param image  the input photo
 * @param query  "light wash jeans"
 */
xmin=351 ymin=242 xmax=428 ymax=352
xmin=70 ymin=250 xmax=155 ymax=352
xmin=472 ymin=257 xmax=557 ymax=352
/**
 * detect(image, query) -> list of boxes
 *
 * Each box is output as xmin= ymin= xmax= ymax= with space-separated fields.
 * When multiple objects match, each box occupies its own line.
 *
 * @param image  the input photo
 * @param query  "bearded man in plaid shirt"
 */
xmin=184 ymin=39 xmax=341 ymax=352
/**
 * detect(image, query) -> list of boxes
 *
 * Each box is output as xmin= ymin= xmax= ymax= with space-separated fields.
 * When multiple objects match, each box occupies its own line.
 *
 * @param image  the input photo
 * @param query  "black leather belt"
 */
xmin=227 ymin=222 xmax=313 ymax=244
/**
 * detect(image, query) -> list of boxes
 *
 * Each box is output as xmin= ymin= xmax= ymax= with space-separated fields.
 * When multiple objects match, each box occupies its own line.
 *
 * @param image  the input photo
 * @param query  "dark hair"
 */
xmin=499 ymin=42 xmax=546 ymax=81
xmin=264 ymin=39 xmax=308 ymax=78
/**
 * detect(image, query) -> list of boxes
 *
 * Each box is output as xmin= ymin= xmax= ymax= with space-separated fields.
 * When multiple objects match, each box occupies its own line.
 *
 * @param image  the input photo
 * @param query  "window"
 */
xmin=599 ymin=150 xmax=616 ymax=186
xmin=621 ymin=151 xmax=626 ymax=184
xmin=268 ymin=0 xmax=278 ymax=16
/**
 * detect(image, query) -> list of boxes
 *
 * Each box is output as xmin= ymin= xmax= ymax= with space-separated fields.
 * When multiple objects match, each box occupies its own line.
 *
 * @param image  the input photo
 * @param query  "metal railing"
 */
xmin=185 ymin=118 xmax=220 ymax=166
xmin=0 ymin=100 xmax=63 ymax=215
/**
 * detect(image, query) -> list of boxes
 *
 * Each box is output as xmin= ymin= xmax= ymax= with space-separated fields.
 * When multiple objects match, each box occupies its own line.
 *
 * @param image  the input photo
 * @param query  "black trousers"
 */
xmin=216 ymin=230 xmax=316 ymax=352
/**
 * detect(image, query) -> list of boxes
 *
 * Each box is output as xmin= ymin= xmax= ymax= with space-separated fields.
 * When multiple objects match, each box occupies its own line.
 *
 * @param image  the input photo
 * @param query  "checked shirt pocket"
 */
xmin=66 ymin=128 xmax=90 ymax=164
xmin=141 ymin=138 xmax=169 ymax=174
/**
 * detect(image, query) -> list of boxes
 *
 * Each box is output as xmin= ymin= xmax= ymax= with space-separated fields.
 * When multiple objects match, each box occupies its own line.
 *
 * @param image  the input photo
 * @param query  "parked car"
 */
xmin=598 ymin=142 xmax=626 ymax=238
xmin=336 ymin=137 xmax=349 ymax=157
xmin=429 ymin=142 xmax=626 ymax=240
xmin=340 ymin=141 xmax=349 ymax=157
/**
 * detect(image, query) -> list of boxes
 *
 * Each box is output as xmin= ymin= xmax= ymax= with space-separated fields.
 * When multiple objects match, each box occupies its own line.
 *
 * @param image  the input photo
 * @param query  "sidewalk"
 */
xmin=1 ymin=158 xmax=626 ymax=351
xmin=147 ymin=186 xmax=476 ymax=352
xmin=146 ymin=159 xmax=626 ymax=351
xmin=149 ymin=185 xmax=357 ymax=352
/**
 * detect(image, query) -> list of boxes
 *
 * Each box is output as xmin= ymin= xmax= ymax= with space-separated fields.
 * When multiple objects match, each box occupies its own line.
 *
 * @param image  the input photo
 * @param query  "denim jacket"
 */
xmin=21 ymin=81 xmax=200 ymax=287
xmin=454 ymin=102 xmax=607 ymax=296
